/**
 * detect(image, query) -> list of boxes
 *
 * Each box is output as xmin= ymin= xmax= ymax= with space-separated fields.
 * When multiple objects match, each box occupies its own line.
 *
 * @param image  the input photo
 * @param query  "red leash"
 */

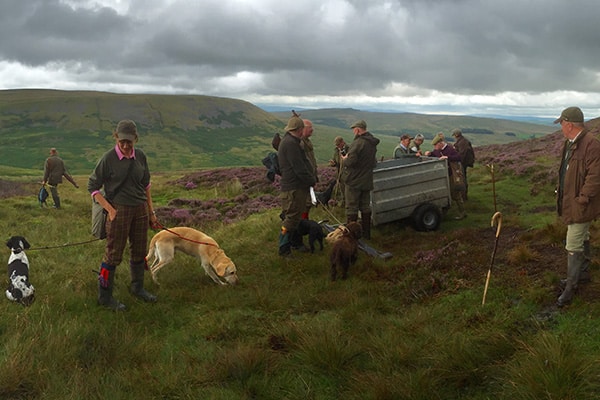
xmin=154 ymin=222 xmax=220 ymax=248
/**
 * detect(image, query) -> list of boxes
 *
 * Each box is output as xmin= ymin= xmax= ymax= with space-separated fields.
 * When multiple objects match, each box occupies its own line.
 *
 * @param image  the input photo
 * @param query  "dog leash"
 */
xmin=155 ymin=222 xmax=220 ymax=248
xmin=316 ymin=198 xmax=344 ymax=225
xmin=29 ymin=237 xmax=102 ymax=251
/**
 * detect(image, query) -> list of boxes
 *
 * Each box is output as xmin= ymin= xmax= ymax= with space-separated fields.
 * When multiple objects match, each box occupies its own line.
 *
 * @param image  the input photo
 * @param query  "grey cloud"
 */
xmin=2 ymin=0 xmax=600 ymax=115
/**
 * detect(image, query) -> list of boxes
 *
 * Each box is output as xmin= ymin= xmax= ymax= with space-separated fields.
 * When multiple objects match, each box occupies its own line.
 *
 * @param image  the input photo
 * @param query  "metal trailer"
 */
xmin=371 ymin=156 xmax=452 ymax=231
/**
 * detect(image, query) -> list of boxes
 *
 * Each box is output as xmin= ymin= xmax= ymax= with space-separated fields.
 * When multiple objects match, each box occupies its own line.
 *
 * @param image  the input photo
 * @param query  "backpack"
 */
xmin=91 ymin=194 xmax=108 ymax=239
xmin=38 ymin=185 xmax=49 ymax=207
xmin=262 ymin=132 xmax=282 ymax=182
xmin=262 ymin=152 xmax=281 ymax=182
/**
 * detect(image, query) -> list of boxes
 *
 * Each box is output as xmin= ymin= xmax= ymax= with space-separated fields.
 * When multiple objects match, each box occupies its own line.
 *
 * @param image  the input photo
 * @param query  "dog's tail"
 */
xmin=145 ymin=235 xmax=158 ymax=265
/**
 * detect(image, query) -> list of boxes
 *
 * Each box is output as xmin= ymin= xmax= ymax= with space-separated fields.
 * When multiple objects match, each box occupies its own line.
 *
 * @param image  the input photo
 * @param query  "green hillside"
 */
xmin=0 ymin=89 xmax=556 ymax=176
xmin=274 ymin=108 xmax=556 ymax=146
xmin=0 ymin=89 xmax=288 ymax=174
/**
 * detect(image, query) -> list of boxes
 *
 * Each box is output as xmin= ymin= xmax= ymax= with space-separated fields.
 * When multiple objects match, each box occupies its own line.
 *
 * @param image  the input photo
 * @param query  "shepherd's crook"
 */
xmin=482 ymin=211 xmax=502 ymax=306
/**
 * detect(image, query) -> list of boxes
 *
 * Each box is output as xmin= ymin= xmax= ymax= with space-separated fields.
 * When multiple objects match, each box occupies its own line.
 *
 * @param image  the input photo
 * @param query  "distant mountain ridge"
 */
xmin=0 ymin=89 xmax=557 ymax=175
xmin=271 ymin=108 xmax=555 ymax=144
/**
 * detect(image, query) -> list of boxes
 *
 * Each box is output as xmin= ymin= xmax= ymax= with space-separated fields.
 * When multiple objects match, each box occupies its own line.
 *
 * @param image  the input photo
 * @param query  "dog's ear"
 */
xmin=347 ymin=222 xmax=362 ymax=239
xmin=213 ymin=259 xmax=234 ymax=277
xmin=22 ymin=238 xmax=31 ymax=250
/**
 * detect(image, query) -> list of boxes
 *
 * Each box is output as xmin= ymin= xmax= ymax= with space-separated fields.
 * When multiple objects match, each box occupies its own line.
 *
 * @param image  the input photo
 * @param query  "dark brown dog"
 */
xmin=329 ymin=221 xmax=362 ymax=281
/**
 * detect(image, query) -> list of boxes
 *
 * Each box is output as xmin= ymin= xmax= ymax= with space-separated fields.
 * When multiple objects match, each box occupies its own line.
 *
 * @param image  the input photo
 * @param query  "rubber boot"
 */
xmin=557 ymin=251 xmax=584 ymax=307
xmin=130 ymin=261 xmax=157 ymax=303
xmin=581 ymin=240 xmax=592 ymax=283
xmin=361 ymin=211 xmax=372 ymax=240
xmin=560 ymin=240 xmax=591 ymax=288
xmin=278 ymin=227 xmax=292 ymax=257
xmin=97 ymin=263 xmax=126 ymax=311
xmin=347 ymin=214 xmax=358 ymax=224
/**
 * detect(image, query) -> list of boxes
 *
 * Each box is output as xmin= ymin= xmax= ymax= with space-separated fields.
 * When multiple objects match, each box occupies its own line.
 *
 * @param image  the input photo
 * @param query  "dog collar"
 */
xmin=12 ymin=248 xmax=22 ymax=254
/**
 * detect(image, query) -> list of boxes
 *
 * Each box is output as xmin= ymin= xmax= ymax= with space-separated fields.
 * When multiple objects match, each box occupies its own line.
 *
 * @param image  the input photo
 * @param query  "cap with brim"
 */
xmin=452 ymin=128 xmax=462 ymax=137
xmin=350 ymin=120 xmax=367 ymax=129
xmin=284 ymin=116 xmax=304 ymax=132
xmin=431 ymin=135 xmax=443 ymax=146
xmin=554 ymin=106 xmax=584 ymax=124
xmin=116 ymin=120 xmax=138 ymax=141
xmin=400 ymin=134 xmax=413 ymax=141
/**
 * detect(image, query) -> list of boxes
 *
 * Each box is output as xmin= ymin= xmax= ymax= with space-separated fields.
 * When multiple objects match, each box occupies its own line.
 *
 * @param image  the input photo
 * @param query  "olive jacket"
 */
xmin=342 ymin=132 xmax=380 ymax=190
xmin=278 ymin=132 xmax=316 ymax=192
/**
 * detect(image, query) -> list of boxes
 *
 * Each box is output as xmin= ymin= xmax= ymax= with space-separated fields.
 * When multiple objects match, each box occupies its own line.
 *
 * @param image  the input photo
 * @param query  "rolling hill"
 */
xmin=273 ymin=108 xmax=556 ymax=145
xmin=0 ymin=89 xmax=557 ymax=175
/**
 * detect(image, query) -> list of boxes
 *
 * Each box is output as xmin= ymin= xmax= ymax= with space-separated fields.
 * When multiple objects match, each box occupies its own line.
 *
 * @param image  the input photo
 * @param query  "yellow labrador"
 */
xmin=146 ymin=227 xmax=239 ymax=286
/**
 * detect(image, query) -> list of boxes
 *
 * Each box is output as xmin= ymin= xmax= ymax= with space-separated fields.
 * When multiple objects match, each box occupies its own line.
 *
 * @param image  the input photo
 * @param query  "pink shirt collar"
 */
xmin=115 ymin=144 xmax=136 ymax=160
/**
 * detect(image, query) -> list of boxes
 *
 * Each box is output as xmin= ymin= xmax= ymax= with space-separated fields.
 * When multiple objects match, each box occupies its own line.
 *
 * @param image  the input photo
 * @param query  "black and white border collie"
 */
xmin=6 ymin=236 xmax=35 ymax=306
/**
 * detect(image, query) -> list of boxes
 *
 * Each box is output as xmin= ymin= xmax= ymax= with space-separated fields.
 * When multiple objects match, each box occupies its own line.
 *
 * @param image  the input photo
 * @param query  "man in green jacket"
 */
xmin=42 ymin=148 xmax=79 ymax=209
xmin=341 ymin=120 xmax=380 ymax=239
xmin=555 ymin=106 xmax=600 ymax=307
xmin=277 ymin=115 xmax=317 ymax=256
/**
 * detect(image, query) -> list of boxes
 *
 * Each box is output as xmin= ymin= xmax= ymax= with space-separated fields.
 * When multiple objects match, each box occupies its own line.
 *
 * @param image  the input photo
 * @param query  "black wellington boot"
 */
xmin=130 ymin=261 xmax=157 ymax=303
xmin=97 ymin=263 xmax=126 ymax=311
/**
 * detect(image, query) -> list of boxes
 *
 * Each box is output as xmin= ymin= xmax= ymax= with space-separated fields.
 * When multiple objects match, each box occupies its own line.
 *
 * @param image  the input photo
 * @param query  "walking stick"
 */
xmin=482 ymin=211 xmax=502 ymax=306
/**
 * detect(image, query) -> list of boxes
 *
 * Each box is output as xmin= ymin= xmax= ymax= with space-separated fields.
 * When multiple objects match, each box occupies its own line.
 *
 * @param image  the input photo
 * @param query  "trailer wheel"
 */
xmin=413 ymin=204 xmax=442 ymax=231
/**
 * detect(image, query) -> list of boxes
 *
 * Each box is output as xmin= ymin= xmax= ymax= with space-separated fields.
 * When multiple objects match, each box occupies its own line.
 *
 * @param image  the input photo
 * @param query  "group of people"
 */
xmin=40 ymin=105 xmax=599 ymax=310
xmin=277 ymin=105 xmax=599 ymax=310
xmin=393 ymin=128 xmax=475 ymax=220
xmin=277 ymin=116 xmax=380 ymax=257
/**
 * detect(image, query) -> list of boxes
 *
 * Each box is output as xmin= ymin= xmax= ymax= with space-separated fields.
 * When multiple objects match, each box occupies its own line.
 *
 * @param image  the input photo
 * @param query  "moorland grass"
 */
xmin=1 ymin=166 xmax=600 ymax=399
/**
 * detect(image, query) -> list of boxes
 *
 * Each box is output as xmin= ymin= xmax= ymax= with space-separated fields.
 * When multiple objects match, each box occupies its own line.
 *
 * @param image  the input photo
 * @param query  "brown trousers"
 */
xmin=103 ymin=203 xmax=149 ymax=267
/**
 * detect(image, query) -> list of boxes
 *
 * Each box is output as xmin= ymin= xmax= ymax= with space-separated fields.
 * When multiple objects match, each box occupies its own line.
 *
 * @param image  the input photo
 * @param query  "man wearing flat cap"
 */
xmin=393 ymin=134 xmax=417 ymax=159
xmin=554 ymin=106 xmax=600 ymax=307
xmin=277 ymin=114 xmax=317 ymax=256
xmin=341 ymin=120 xmax=380 ymax=239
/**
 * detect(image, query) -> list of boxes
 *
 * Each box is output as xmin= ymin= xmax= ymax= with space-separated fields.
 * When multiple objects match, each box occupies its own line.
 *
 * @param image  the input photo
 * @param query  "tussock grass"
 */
xmin=506 ymin=244 xmax=541 ymax=265
xmin=1 ymin=166 xmax=600 ymax=399
xmin=502 ymin=332 xmax=600 ymax=399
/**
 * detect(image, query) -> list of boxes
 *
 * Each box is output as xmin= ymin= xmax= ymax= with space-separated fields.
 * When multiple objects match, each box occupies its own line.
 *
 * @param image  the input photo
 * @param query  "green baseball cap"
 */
xmin=554 ymin=107 xmax=584 ymax=124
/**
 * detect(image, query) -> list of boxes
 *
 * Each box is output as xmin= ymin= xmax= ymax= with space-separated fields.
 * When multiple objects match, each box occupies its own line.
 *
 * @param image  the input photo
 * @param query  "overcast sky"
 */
xmin=2 ymin=0 xmax=600 ymax=119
